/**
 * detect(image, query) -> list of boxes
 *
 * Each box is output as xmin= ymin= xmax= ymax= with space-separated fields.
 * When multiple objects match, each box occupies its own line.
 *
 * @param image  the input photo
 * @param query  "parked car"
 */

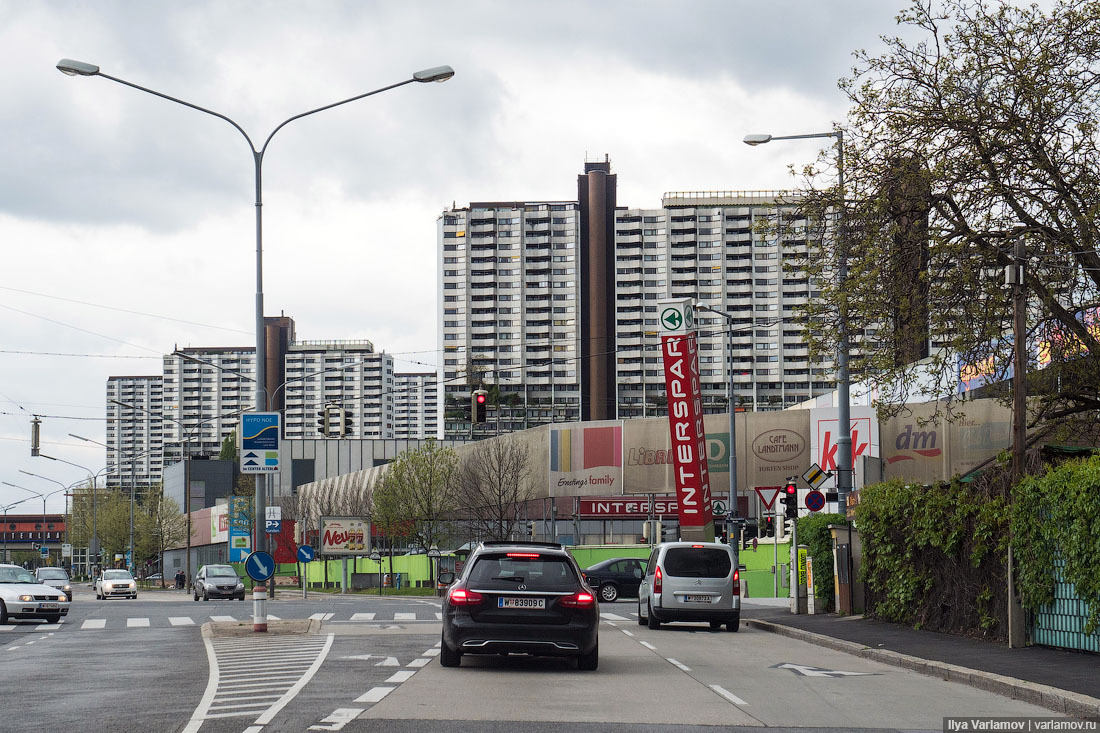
xmin=637 ymin=541 xmax=740 ymax=632
xmin=582 ymin=557 xmax=646 ymax=602
xmin=95 ymin=569 xmax=137 ymax=599
xmin=35 ymin=566 xmax=74 ymax=602
xmin=438 ymin=541 xmax=599 ymax=670
xmin=193 ymin=565 xmax=245 ymax=601
xmin=0 ymin=563 xmax=70 ymax=623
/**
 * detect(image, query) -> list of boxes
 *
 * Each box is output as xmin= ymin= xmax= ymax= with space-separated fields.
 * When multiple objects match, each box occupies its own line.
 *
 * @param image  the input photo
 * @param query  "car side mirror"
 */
xmin=437 ymin=571 xmax=455 ymax=586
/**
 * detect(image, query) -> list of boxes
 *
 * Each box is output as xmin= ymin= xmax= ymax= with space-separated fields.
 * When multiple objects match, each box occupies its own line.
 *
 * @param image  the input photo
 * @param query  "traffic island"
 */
xmin=201 ymin=618 xmax=321 ymax=639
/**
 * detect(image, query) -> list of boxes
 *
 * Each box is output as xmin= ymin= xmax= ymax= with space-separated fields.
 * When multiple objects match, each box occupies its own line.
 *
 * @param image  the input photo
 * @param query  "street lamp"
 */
xmin=35 ymin=455 xmax=99 ymax=560
xmin=69 ymin=434 xmax=138 ymax=573
xmin=59 ymin=59 xmax=455 ymax=566
xmin=743 ymin=130 xmax=851 ymax=507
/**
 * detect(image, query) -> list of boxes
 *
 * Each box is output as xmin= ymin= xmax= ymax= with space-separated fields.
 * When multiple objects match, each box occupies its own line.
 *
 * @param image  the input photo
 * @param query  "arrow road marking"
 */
xmin=773 ymin=662 xmax=876 ymax=677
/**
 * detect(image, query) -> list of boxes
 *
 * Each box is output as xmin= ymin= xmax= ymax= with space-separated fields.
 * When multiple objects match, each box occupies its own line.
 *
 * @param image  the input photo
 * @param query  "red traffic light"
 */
xmin=784 ymin=483 xmax=796 ymax=495
xmin=476 ymin=393 xmax=486 ymax=404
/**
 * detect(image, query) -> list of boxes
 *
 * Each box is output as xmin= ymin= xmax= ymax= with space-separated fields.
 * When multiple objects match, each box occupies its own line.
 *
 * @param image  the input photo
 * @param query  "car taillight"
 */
xmin=654 ymin=565 xmax=662 ymax=594
xmin=561 ymin=591 xmax=595 ymax=608
xmin=449 ymin=587 xmax=484 ymax=606
xmin=732 ymin=568 xmax=741 ymax=595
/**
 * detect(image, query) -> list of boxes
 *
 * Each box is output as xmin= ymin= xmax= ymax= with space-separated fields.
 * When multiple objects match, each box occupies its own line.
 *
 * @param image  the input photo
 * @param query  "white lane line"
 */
xmin=621 ymin=629 xmax=635 ymax=637
xmin=169 ymin=617 xmax=194 ymax=626
xmin=640 ymin=641 xmax=657 ymax=650
xmin=354 ymin=687 xmax=394 ymax=704
xmin=393 ymin=613 xmax=416 ymax=621
xmin=127 ymin=618 xmax=150 ymax=627
xmin=6 ymin=646 xmax=18 ymax=650
xmin=710 ymin=684 xmax=748 ymax=706
xmin=308 ymin=707 xmax=364 ymax=731
xmin=35 ymin=624 xmax=62 ymax=630
xmin=243 ymin=727 xmax=264 ymax=733
xmin=0 ymin=625 xmax=15 ymax=632
xmin=209 ymin=615 xmax=236 ymax=622
xmin=667 ymin=658 xmax=691 ymax=672
xmin=182 ymin=631 xmax=221 ymax=733
xmin=309 ymin=613 xmax=335 ymax=621
xmin=350 ymin=613 xmax=375 ymax=621
xmin=601 ymin=612 xmax=629 ymax=621
xmin=81 ymin=619 xmax=107 ymax=630
xmin=253 ymin=634 xmax=335 ymax=725
xmin=422 ymin=648 xmax=440 ymax=657
xmin=384 ymin=670 xmax=416 ymax=683
xmin=406 ymin=658 xmax=431 ymax=668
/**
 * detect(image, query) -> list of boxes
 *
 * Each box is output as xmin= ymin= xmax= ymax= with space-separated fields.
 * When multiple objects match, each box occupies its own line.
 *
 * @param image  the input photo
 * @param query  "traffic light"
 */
xmin=316 ymin=409 xmax=329 ymax=437
xmin=661 ymin=523 xmax=678 ymax=542
xmin=472 ymin=389 xmax=488 ymax=424
xmin=339 ymin=407 xmax=353 ymax=437
xmin=764 ymin=517 xmax=775 ymax=538
xmin=527 ymin=521 xmax=536 ymax=538
xmin=781 ymin=480 xmax=798 ymax=520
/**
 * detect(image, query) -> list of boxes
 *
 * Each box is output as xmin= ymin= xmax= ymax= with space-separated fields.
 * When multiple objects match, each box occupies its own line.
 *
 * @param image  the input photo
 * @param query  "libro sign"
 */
xmin=658 ymin=298 xmax=715 ymax=541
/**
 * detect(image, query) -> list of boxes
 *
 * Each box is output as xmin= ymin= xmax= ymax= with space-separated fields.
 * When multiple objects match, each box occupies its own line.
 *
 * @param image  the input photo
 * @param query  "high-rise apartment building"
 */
xmin=393 ymin=372 xmax=439 ymax=439
xmin=438 ymin=163 xmax=835 ymax=438
xmin=105 ymin=375 xmax=165 ymax=492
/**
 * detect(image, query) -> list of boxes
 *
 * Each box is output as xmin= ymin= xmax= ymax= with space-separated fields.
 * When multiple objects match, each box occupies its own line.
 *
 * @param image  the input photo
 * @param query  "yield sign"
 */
xmin=754 ymin=486 xmax=781 ymax=510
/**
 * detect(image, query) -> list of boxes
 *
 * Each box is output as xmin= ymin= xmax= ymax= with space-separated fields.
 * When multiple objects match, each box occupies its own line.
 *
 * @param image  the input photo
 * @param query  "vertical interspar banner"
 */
xmin=658 ymin=298 xmax=715 ymax=540
xmin=548 ymin=420 xmax=623 ymax=496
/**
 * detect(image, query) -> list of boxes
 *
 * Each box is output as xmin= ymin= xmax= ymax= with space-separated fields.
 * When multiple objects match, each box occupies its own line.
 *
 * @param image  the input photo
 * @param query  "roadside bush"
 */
xmin=795 ymin=512 xmax=845 ymax=612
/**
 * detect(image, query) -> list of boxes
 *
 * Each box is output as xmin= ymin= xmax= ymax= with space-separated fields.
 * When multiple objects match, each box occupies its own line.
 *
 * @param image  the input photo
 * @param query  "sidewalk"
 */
xmin=742 ymin=603 xmax=1100 ymax=718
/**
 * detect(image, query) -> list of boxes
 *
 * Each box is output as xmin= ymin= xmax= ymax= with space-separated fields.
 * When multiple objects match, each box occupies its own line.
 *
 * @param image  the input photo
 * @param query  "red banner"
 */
xmin=661 ymin=332 xmax=714 ymax=531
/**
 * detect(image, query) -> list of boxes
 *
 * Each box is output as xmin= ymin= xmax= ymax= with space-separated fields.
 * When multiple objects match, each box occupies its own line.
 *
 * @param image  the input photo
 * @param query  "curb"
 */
xmin=201 ymin=618 xmax=322 ymax=639
xmin=745 ymin=619 xmax=1100 ymax=719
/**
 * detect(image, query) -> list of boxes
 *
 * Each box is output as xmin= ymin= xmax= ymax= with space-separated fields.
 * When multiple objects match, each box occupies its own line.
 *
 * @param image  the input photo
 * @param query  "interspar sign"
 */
xmin=658 ymin=298 xmax=715 ymax=540
xmin=579 ymin=497 xmax=678 ymax=517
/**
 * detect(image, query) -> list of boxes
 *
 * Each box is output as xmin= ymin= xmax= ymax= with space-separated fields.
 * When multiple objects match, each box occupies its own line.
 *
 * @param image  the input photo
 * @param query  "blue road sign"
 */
xmin=265 ymin=519 xmax=281 ymax=534
xmin=244 ymin=550 xmax=275 ymax=582
xmin=805 ymin=490 xmax=826 ymax=512
xmin=297 ymin=545 xmax=316 ymax=563
xmin=240 ymin=412 xmax=280 ymax=473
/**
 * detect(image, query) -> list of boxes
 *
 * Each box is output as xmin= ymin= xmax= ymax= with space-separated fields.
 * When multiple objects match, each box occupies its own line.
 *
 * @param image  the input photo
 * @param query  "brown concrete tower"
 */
xmin=578 ymin=157 xmax=617 ymax=421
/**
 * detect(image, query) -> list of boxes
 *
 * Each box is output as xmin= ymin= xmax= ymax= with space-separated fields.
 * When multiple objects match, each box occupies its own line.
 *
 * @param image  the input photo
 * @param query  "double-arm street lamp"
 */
xmin=58 ymin=58 xmax=455 ymax=564
xmin=743 ymin=130 xmax=852 ymax=509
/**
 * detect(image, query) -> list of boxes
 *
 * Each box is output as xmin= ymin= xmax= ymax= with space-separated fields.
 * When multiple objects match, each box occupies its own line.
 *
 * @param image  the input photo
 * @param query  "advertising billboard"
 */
xmin=228 ymin=496 xmax=252 ymax=562
xmin=210 ymin=504 xmax=229 ymax=544
xmin=548 ymin=420 xmax=623 ymax=494
xmin=319 ymin=516 xmax=370 ymax=556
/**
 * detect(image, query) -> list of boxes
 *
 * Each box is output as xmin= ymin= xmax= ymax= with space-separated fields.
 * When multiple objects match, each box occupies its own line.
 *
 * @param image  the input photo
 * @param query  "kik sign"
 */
xmin=810 ymin=407 xmax=879 ymax=489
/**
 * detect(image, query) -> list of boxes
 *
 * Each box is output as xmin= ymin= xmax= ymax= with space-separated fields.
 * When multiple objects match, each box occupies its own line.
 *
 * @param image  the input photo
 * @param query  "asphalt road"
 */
xmin=0 ymin=593 xmax=1066 ymax=732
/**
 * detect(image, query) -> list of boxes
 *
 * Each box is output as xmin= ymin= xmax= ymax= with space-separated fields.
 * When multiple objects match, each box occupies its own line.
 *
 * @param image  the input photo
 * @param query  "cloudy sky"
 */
xmin=0 ymin=0 xmax=914 ymax=511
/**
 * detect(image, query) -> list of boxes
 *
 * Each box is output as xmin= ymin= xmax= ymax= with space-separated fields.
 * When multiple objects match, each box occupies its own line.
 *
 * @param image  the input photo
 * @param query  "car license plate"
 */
xmin=683 ymin=595 xmax=710 ymax=603
xmin=40 ymin=603 xmax=59 ymax=610
xmin=498 ymin=597 xmax=545 ymax=609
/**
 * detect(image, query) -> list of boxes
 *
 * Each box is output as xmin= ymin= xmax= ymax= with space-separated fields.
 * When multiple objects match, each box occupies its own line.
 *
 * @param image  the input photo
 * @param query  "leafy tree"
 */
xmin=137 ymin=488 xmax=186 ymax=588
xmin=372 ymin=440 xmax=459 ymax=554
xmin=454 ymin=437 xmax=536 ymax=541
xmin=797 ymin=0 xmax=1100 ymax=421
xmin=218 ymin=434 xmax=237 ymax=462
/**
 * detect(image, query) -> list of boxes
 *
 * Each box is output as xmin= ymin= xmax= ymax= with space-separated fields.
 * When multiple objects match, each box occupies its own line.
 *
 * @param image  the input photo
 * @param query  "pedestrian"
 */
xmin=175 ymin=570 xmax=184 ymax=589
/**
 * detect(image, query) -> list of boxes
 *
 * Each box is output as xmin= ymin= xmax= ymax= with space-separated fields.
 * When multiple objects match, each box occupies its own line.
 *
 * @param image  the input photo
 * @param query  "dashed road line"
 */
xmin=710 ymin=684 xmax=749 ymax=705
xmin=667 ymin=658 xmax=692 ymax=672
xmin=354 ymin=686 xmax=394 ymax=704
xmin=308 ymin=708 xmax=364 ymax=731
xmin=640 ymin=641 xmax=657 ymax=650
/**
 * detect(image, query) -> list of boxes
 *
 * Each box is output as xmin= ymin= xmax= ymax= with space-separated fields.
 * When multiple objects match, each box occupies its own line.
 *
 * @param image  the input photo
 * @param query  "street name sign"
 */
xmin=240 ymin=412 xmax=280 ymax=473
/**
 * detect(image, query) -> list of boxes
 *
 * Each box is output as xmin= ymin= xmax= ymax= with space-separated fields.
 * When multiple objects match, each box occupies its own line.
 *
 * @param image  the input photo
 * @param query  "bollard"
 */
xmin=253 ymin=584 xmax=268 ymax=632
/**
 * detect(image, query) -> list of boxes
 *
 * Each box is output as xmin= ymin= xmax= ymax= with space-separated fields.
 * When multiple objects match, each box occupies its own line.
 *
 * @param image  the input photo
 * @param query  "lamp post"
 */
xmin=58 ymin=58 xmax=455 ymax=569
xmin=2 ymin=497 xmax=36 ymax=563
xmin=69 ymin=435 xmax=137 ymax=573
xmin=35 ymin=455 xmax=99 ymax=561
xmin=2 ymin=483 xmax=43 ymax=565
xmin=13 ymin=476 xmax=72 ymax=566
xmin=745 ymin=129 xmax=853 ymax=613
xmin=693 ymin=302 xmax=742 ymax=546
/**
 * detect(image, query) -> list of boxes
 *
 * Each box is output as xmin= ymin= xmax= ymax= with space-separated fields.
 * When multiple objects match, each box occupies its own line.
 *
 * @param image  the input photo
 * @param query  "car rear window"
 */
xmin=468 ymin=553 xmax=577 ymax=591
xmin=663 ymin=548 xmax=732 ymax=578
xmin=38 ymin=569 xmax=68 ymax=580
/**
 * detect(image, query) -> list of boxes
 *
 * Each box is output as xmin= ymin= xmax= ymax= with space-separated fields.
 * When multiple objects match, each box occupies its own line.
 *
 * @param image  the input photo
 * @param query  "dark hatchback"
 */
xmin=438 ymin=541 xmax=600 ymax=670
xmin=582 ymin=557 xmax=646 ymax=602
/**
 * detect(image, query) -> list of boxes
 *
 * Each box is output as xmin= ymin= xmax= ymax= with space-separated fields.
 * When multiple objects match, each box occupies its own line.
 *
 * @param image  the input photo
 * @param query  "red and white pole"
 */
xmin=252 ymin=583 xmax=268 ymax=632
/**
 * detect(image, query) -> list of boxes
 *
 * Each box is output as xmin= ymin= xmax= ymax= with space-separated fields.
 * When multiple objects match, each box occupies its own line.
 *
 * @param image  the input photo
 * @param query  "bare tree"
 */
xmin=372 ymin=441 xmax=459 ymax=554
xmin=454 ymin=438 xmax=535 ymax=542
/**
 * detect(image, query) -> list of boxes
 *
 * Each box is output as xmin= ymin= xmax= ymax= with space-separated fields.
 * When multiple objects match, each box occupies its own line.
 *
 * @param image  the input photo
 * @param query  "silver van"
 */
xmin=637 ymin=541 xmax=740 ymax=631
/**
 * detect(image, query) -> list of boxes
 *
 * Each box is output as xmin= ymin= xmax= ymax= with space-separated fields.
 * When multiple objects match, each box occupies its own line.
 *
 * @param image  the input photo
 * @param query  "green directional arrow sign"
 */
xmin=660 ymin=307 xmax=683 ymax=330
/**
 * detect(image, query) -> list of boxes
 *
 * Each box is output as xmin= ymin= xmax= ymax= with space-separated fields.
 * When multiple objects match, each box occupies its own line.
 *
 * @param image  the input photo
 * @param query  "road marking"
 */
xmin=375 ymin=657 xmax=399 ymax=666
xmin=406 ymin=658 xmax=431 ymax=668
xmin=434 ymin=612 xmax=442 ymax=619
xmin=384 ymin=670 xmax=416 ymax=683
xmin=242 ymin=727 xmax=264 ymax=733
xmin=209 ymin=615 xmax=236 ymax=622
xmin=354 ymin=687 xmax=394 ymax=704
xmin=308 ymin=708 xmax=364 ymax=731
xmin=667 ymin=658 xmax=691 ymax=672
xmin=268 ymin=614 xmax=280 ymax=620
xmin=169 ymin=617 xmax=194 ymax=626
xmin=81 ymin=619 xmax=107 ymax=629
xmin=773 ymin=662 xmax=876 ymax=677
xmin=309 ymin=612 xmax=335 ymax=621
xmin=35 ymin=623 xmax=62 ymax=630
xmin=422 ymin=648 xmax=440 ymax=657
xmin=710 ymin=685 xmax=748 ymax=705
xmin=350 ymin=612 xmax=375 ymax=621
xmin=393 ymin=613 xmax=415 ymax=621
xmin=640 ymin=641 xmax=657 ymax=650
xmin=0 ymin=625 xmax=14 ymax=632
xmin=127 ymin=618 xmax=150 ymax=627
xmin=600 ymin=612 xmax=629 ymax=621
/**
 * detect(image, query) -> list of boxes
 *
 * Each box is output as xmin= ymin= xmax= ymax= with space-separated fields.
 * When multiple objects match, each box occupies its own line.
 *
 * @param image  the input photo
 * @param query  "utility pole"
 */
xmin=1007 ymin=237 xmax=1027 ymax=647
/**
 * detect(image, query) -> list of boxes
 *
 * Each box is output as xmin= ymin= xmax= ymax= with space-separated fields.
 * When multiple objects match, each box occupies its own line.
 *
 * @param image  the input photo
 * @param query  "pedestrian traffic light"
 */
xmin=764 ymin=517 xmax=775 ymax=538
xmin=472 ymin=389 xmax=488 ymax=424
xmin=781 ymin=480 xmax=798 ymax=520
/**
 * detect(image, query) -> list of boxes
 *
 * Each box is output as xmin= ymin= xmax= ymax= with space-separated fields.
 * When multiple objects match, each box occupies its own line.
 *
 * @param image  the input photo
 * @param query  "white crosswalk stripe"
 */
xmin=209 ymin=615 xmax=236 ymax=622
xmin=350 ymin=613 xmax=375 ymax=621
xmin=309 ymin=613 xmax=335 ymax=621
xmin=393 ymin=613 xmax=415 ymax=621
xmin=600 ymin=612 xmax=630 ymax=621
xmin=82 ymin=619 xmax=107 ymax=629
xmin=127 ymin=618 xmax=150 ymax=627
xmin=169 ymin=617 xmax=194 ymax=626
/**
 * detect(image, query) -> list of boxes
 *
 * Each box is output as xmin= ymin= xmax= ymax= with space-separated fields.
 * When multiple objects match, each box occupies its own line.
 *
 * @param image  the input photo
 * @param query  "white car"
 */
xmin=0 ymin=563 xmax=70 ymax=624
xmin=95 ymin=569 xmax=137 ymax=599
